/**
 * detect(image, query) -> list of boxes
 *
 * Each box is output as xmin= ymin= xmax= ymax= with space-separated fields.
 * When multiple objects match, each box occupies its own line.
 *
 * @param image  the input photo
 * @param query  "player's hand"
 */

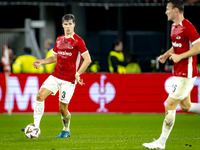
xmin=33 ymin=60 xmax=42 ymax=69
xmin=157 ymin=54 xmax=168 ymax=64
xmin=169 ymin=53 xmax=181 ymax=63
xmin=75 ymin=75 xmax=85 ymax=85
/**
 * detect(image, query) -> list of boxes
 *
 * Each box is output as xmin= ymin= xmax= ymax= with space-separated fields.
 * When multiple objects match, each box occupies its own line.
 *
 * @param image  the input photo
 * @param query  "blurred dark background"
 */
xmin=0 ymin=0 xmax=200 ymax=72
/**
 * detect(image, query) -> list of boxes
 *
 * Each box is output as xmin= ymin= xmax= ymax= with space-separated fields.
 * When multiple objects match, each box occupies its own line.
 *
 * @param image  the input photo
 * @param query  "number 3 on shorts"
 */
xmin=62 ymin=91 xmax=66 ymax=98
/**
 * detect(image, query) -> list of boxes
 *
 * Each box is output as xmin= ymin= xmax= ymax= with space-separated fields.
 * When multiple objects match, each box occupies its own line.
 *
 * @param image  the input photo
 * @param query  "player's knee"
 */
xmin=165 ymin=102 xmax=176 ymax=110
xmin=181 ymin=106 xmax=190 ymax=112
xmin=36 ymin=93 xmax=44 ymax=101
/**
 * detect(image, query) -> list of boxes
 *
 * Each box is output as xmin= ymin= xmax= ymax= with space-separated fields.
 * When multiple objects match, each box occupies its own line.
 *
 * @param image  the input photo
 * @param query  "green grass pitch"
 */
xmin=0 ymin=113 xmax=199 ymax=150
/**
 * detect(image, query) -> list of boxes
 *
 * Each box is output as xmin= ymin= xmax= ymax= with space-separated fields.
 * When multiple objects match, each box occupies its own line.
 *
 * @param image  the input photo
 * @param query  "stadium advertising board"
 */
xmin=0 ymin=73 xmax=199 ymax=113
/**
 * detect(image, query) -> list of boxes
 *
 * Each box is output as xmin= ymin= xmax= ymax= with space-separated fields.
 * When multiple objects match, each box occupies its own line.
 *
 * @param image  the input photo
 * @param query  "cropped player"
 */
xmin=22 ymin=14 xmax=91 ymax=138
xmin=143 ymin=0 xmax=200 ymax=149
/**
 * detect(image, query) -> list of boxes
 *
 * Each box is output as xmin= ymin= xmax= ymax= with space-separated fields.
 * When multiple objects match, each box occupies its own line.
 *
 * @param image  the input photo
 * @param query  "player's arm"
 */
xmin=169 ymin=41 xmax=200 ymax=63
xmin=75 ymin=52 xmax=92 ymax=85
xmin=33 ymin=54 xmax=57 ymax=69
xmin=158 ymin=46 xmax=174 ymax=64
xmin=78 ymin=52 xmax=92 ymax=74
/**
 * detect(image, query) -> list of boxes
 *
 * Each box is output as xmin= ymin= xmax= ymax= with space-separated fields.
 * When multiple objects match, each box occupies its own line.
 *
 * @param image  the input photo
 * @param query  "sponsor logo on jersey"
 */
xmin=172 ymin=42 xmax=182 ymax=47
xmin=176 ymin=36 xmax=181 ymax=39
xmin=58 ymin=51 xmax=72 ymax=56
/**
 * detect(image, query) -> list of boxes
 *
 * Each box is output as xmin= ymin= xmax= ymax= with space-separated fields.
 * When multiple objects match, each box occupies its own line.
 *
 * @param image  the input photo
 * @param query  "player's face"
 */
xmin=62 ymin=20 xmax=75 ymax=34
xmin=165 ymin=3 xmax=175 ymax=21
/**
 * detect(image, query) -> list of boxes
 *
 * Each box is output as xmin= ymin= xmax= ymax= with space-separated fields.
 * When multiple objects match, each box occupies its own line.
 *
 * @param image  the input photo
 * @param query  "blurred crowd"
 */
xmin=1 ymin=38 xmax=200 ymax=74
xmin=0 ymin=38 xmax=142 ymax=74
xmin=0 ymin=38 xmax=56 ymax=74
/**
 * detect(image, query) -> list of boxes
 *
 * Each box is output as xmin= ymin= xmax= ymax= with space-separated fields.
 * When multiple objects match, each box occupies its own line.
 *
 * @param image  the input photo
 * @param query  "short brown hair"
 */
xmin=167 ymin=0 xmax=184 ymax=13
xmin=62 ymin=14 xmax=75 ymax=23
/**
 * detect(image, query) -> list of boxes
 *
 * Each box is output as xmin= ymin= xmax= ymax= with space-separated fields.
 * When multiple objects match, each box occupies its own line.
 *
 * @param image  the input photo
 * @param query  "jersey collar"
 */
xmin=179 ymin=18 xmax=185 ymax=26
xmin=179 ymin=21 xmax=183 ymax=26
xmin=65 ymin=33 xmax=75 ymax=40
xmin=173 ymin=18 xmax=185 ymax=27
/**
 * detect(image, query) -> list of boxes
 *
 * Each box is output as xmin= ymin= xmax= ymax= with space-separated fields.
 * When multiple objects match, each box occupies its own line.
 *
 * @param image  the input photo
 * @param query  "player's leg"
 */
xmin=22 ymin=75 xmax=58 ymax=133
xmin=60 ymin=105 xmax=71 ymax=132
xmin=157 ymin=97 xmax=178 ymax=145
xmin=180 ymin=92 xmax=200 ymax=115
xmin=56 ymin=81 xmax=75 ymax=138
xmin=31 ymin=75 xmax=59 ymax=129
xmin=143 ymin=77 xmax=197 ymax=149
xmin=56 ymin=102 xmax=71 ymax=138
xmin=33 ymin=75 xmax=59 ymax=128
xmin=34 ymin=87 xmax=52 ymax=127
xmin=21 ymin=87 xmax=53 ymax=132
xmin=180 ymin=77 xmax=200 ymax=114
xmin=188 ymin=103 xmax=200 ymax=114
xmin=157 ymin=77 xmax=197 ymax=146
xmin=143 ymin=97 xmax=178 ymax=150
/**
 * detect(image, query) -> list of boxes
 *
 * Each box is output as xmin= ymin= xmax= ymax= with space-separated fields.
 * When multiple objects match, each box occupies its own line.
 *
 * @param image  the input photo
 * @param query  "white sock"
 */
xmin=62 ymin=111 xmax=71 ymax=132
xmin=33 ymin=101 xmax=44 ymax=127
xmin=188 ymin=103 xmax=200 ymax=115
xmin=158 ymin=110 xmax=176 ymax=145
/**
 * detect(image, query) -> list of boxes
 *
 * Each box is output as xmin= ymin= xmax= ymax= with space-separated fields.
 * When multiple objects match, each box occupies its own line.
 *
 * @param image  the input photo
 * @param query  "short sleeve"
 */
xmin=77 ymin=38 xmax=88 ymax=55
xmin=184 ymin=22 xmax=200 ymax=45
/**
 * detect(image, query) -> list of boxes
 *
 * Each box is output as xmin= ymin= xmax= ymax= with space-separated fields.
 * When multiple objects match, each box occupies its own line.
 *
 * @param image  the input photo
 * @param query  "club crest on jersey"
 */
xmin=176 ymin=36 xmax=181 ymax=39
xmin=68 ymin=46 xmax=73 ymax=49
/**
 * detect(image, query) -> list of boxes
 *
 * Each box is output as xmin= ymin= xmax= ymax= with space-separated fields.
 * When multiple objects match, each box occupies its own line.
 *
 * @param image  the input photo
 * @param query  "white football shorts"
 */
xmin=169 ymin=76 xmax=196 ymax=100
xmin=41 ymin=75 xmax=76 ymax=104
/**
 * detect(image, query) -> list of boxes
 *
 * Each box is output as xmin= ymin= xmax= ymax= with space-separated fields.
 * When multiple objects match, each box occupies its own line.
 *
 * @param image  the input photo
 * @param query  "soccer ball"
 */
xmin=24 ymin=123 xmax=40 ymax=139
